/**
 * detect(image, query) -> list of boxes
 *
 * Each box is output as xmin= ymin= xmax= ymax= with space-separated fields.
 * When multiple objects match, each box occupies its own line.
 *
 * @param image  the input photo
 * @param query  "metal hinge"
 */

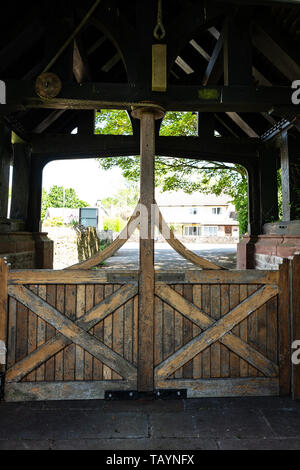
xmin=105 ymin=389 xmax=186 ymax=400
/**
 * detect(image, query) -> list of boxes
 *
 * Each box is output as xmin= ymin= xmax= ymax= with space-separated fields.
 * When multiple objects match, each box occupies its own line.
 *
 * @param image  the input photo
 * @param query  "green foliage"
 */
xmin=43 ymin=216 xmax=64 ymax=227
xmin=41 ymin=185 xmax=88 ymax=221
xmin=95 ymin=109 xmax=132 ymax=136
xmin=101 ymin=181 xmax=139 ymax=210
xmin=103 ymin=217 xmax=126 ymax=233
xmin=95 ymin=110 xmax=252 ymax=236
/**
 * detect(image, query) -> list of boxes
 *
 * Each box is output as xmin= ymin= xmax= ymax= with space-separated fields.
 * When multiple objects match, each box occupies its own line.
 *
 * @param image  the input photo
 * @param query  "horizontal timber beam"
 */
xmin=3 ymin=80 xmax=297 ymax=113
xmin=30 ymin=134 xmax=260 ymax=160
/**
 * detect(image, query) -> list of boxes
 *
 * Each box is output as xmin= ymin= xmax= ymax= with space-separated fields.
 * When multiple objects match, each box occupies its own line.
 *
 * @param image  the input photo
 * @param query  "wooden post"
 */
xmin=292 ymin=254 xmax=300 ymax=399
xmin=0 ymin=258 xmax=8 ymax=374
xmin=131 ymin=104 xmax=165 ymax=392
xmin=10 ymin=143 xmax=31 ymax=222
xmin=278 ymin=259 xmax=291 ymax=396
xmin=0 ymin=124 xmax=11 ymax=218
xmin=27 ymin=157 xmax=45 ymax=232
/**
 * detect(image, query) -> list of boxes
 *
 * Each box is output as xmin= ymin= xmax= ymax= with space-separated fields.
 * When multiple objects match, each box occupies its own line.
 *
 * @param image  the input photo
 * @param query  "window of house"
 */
xmin=203 ymin=226 xmax=218 ymax=236
xmin=212 ymin=207 xmax=222 ymax=215
xmin=189 ymin=207 xmax=198 ymax=215
xmin=184 ymin=226 xmax=201 ymax=236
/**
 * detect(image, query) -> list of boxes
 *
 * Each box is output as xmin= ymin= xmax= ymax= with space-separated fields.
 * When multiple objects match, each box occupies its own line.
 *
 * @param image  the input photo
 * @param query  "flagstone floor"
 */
xmin=0 ymin=396 xmax=299 ymax=450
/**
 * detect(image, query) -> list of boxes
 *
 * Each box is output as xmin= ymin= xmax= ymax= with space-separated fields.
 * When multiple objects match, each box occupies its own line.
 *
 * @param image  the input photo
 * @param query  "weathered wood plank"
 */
xmin=174 ymin=285 xmax=184 ymax=379
xmin=156 ymin=378 xmax=279 ymax=398
xmin=9 ymin=270 xmax=138 ymax=285
xmin=7 ymin=297 xmax=17 ymax=369
xmin=45 ymin=285 xmax=56 ymax=381
xmin=64 ymin=285 xmax=76 ymax=381
xmin=239 ymin=285 xmax=249 ymax=377
xmin=103 ymin=284 xmax=113 ymax=380
xmin=26 ymin=285 xmax=38 ymax=382
xmin=55 ymin=285 xmax=65 ymax=381
xmin=124 ymin=298 xmax=133 ymax=364
xmin=75 ymin=285 xmax=85 ymax=381
xmin=182 ymin=285 xmax=193 ymax=378
xmin=112 ymin=285 xmax=123 ymax=380
xmin=220 ymin=284 xmax=230 ymax=378
xmin=93 ymin=285 xmax=104 ymax=380
xmin=36 ymin=285 xmax=46 ymax=381
xmin=0 ymin=258 xmax=8 ymax=372
xmin=278 ymin=259 xmax=291 ymax=396
xmin=192 ymin=285 xmax=202 ymax=379
xmin=248 ymin=284 xmax=259 ymax=377
xmin=5 ymin=380 xmax=135 ymax=402
xmin=154 ymin=295 xmax=163 ymax=367
xmin=7 ymin=285 xmax=137 ymax=381
xmin=210 ymin=284 xmax=221 ymax=378
xmin=229 ymin=285 xmax=240 ymax=378
xmin=84 ymin=284 xmax=94 ymax=380
xmin=292 ymin=255 xmax=300 ymax=399
xmin=184 ymin=270 xmax=279 ymax=285
xmin=155 ymin=285 xmax=278 ymax=379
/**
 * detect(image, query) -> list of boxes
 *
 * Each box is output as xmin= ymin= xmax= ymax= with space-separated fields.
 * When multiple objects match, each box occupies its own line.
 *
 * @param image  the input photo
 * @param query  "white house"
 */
xmin=156 ymin=191 xmax=239 ymax=240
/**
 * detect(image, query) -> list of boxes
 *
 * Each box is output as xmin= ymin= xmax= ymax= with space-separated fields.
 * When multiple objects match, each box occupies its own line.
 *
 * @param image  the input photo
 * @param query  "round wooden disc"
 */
xmin=35 ymin=72 xmax=62 ymax=99
xmin=131 ymin=103 xmax=165 ymax=120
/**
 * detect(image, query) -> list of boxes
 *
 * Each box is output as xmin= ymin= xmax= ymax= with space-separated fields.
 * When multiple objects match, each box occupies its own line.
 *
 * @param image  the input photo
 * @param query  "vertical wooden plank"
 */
xmin=84 ymin=284 xmax=94 ymax=381
xmin=278 ymin=260 xmax=291 ymax=395
xmin=112 ymin=284 xmax=123 ymax=380
xmin=229 ymin=284 xmax=240 ymax=377
xmin=248 ymin=284 xmax=258 ymax=377
xmin=154 ymin=295 xmax=163 ymax=367
xmin=239 ymin=285 xmax=249 ymax=377
xmin=138 ymin=110 xmax=156 ymax=392
xmin=55 ymin=285 xmax=65 ymax=381
xmin=26 ymin=285 xmax=38 ymax=382
xmin=174 ymin=285 xmax=183 ymax=379
xmin=257 ymin=298 xmax=267 ymax=377
xmin=210 ymin=284 xmax=221 ymax=378
xmin=292 ymin=255 xmax=300 ymax=399
xmin=183 ymin=284 xmax=193 ymax=378
xmin=44 ymin=284 xmax=56 ymax=381
xmin=93 ymin=284 xmax=104 ymax=380
xmin=103 ymin=284 xmax=113 ymax=380
xmin=202 ymin=284 xmax=211 ymax=378
xmin=75 ymin=284 xmax=85 ymax=381
xmin=64 ymin=284 xmax=76 ymax=381
xmin=36 ymin=285 xmax=46 ymax=381
xmin=124 ymin=298 xmax=134 ymax=364
xmin=16 ymin=300 xmax=28 ymax=364
xmin=0 ymin=258 xmax=8 ymax=374
xmin=7 ymin=297 xmax=16 ymax=369
xmin=266 ymin=295 xmax=278 ymax=364
xmin=133 ymin=295 xmax=138 ymax=367
xmin=220 ymin=284 xmax=230 ymax=378
xmin=192 ymin=284 xmax=202 ymax=379
xmin=163 ymin=289 xmax=174 ymax=361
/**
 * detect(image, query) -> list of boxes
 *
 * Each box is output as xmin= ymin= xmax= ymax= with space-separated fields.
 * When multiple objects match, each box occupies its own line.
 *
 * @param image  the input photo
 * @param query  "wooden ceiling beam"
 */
xmin=4 ymin=80 xmax=295 ymax=113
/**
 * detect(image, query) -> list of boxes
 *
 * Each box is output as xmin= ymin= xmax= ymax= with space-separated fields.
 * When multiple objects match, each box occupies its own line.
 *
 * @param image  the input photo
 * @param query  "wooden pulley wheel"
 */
xmin=35 ymin=72 xmax=62 ymax=99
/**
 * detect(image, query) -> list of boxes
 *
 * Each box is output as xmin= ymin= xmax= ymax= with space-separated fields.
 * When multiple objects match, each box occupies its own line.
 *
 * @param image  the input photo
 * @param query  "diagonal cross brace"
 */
xmin=7 ymin=284 xmax=138 ymax=382
xmin=155 ymin=284 xmax=279 ymax=378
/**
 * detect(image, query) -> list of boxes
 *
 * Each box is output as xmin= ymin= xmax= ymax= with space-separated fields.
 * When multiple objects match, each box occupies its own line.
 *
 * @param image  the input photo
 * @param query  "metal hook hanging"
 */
xmin=153 ymin=0 xmax=166 ymax=40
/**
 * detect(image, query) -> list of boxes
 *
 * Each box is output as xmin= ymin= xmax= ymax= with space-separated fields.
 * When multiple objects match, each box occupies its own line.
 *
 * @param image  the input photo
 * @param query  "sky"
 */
xmin=42 ymin=159 xmax=125 ymax=206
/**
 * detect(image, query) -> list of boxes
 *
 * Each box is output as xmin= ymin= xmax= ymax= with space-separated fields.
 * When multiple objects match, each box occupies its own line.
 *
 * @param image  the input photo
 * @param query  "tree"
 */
xmin=95 ymin=110 xmax=249 ymax=235
xmin=41 ymin=185 xmax=88 ymax=221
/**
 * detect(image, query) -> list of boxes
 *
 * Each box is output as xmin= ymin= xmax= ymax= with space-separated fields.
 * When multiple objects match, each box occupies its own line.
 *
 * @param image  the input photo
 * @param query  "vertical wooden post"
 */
xmin=10 ymin=143 xmax=31 ymax=222
xmin=278 ymin=259 xmax=291 ymax=396
xmin=131 ymin=104 xmax=165 ymax=392
xmin=0 ymin=258 xmax=8 ymax=374
xmin=292 ymin=254 xmax=300 ymax=399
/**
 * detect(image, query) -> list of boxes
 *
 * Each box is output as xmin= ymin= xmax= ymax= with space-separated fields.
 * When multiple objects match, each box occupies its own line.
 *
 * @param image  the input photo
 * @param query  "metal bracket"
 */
xmin=105 ymin=389 xmax=187 ymax=400
xmin=0 ymin=373 xmax=5 ymax=401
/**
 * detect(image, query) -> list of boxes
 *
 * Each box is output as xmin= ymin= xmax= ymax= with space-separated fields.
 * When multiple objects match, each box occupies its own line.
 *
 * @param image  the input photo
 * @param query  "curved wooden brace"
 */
xmin=155 ymin=202 xmax=225 ymax=270
xmin=67 ymin=205 xmax=140 ymax=270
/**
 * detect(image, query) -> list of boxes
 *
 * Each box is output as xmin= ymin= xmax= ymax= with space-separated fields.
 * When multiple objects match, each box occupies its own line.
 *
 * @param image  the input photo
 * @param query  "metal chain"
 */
xmin=153 ymin=0 xmax=166 ymax=40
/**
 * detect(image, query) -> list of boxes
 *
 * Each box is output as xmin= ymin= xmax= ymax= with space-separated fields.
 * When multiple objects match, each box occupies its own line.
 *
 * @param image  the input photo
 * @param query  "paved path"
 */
xmin=0 ymin=397 xmax=299 ymax=450
xmin=104 ymin=243 xmax=237 ymax=270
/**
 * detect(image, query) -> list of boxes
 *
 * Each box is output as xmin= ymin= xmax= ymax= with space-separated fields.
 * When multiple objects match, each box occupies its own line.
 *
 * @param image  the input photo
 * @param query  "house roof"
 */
xmin=156 ymin=190 xmax=233 ymax=207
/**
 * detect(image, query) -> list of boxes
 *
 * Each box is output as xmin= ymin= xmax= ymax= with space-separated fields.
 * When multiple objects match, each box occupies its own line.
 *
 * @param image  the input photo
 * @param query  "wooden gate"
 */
xmin=0 ymin=257 xmax=291 ymax=401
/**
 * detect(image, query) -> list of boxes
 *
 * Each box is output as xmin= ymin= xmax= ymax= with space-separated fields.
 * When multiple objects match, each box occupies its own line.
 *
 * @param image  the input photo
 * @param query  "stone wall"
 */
xmin=0 ymin=231 xmax=53 ymax=269
xmin=44 ymin=225 xmax=101 ymax=269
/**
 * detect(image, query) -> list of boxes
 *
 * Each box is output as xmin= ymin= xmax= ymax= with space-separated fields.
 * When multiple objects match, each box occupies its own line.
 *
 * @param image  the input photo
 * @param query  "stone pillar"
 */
xmin=131 ymin=104 xmax=165 ymax=392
